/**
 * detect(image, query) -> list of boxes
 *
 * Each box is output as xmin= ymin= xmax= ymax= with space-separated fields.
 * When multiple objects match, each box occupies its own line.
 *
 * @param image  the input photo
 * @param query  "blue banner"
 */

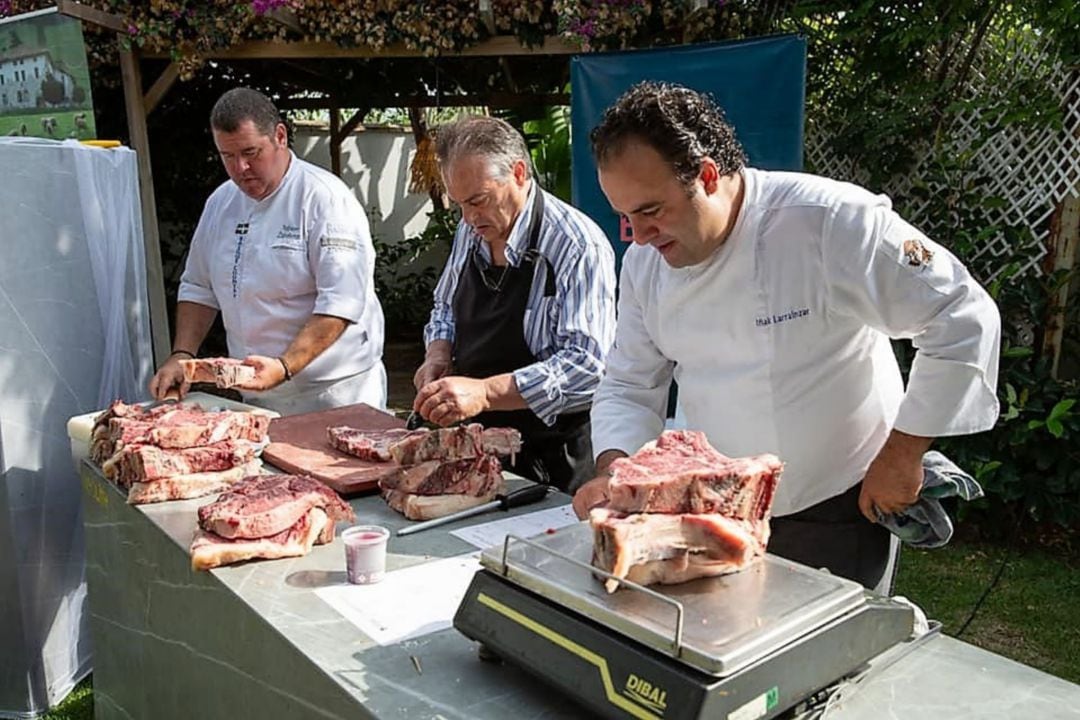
xmin=571 ymin=35 xmax=807 ymax=264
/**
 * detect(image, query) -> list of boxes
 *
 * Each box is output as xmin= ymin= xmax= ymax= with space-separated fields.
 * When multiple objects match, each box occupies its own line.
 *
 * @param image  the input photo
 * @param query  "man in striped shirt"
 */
xmin=413 ymin=115 xmax=617 ymax=492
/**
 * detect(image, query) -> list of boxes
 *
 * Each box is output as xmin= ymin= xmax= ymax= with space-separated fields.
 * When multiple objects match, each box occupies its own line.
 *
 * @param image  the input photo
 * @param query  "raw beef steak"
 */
xmin=590 ymin=508 xmax=769 ymax=593
xmin=180 ymin=358 xmax=256 ymax=389
xmin=191 ymin=507 xmax=329 ymax=571
xmin=607 ymin=430 xmax=782 ymax=519
xmin=197 ymin=474 xmax=355 ymax=540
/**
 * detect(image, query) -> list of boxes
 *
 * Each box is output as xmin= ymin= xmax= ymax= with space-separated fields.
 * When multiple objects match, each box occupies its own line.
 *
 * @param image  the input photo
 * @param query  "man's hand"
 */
xmin=858 ymin=429 xmax=933 ymax=523
xmin=414 ymin=340 xmax=453 ymax=390
xmin=415 ymin=376 xmax=490 ymax=426
xmin=149 ymin=357 xmax=189 ymax=400
xmin=234 ymin=355 xmax=286 ymax=392
xmin=572 ymin=476 xmax=611 ymax=519
xmin=571 ymin=449 xmax=628 ymax=519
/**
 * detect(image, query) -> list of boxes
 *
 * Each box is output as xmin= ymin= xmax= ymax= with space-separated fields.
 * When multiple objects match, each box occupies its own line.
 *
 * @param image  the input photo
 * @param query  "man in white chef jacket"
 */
xmin=572 ymin=81 xmax=1001 ymax=592
xmin=149 ymin=88 xmax=386 ymax=415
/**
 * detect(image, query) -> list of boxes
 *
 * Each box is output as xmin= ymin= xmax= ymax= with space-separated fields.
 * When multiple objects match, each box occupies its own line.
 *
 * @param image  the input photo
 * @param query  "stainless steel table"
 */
xmin=78 ymin=462 xmax=1080 ymax=719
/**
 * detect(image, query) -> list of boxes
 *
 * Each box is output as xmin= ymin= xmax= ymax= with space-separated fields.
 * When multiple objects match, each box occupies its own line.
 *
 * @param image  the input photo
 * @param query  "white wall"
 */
xmin=292 ymin=123 xmax=435 ymax=246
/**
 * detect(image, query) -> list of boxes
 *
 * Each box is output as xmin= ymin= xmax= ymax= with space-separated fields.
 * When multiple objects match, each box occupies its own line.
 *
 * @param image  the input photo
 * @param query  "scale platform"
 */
xmin=454 ymin=522 xmax=915 ymax=720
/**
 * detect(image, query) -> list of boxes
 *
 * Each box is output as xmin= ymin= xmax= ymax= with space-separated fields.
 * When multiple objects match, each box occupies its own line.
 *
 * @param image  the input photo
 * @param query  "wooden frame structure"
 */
xmin=55 ymin=0 xmax=578 ymax=363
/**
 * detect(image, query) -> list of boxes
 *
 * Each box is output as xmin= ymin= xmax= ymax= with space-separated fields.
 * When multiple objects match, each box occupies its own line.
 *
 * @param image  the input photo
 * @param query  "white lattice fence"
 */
xmin=805 ymin=36 xmax=1080 ymax=281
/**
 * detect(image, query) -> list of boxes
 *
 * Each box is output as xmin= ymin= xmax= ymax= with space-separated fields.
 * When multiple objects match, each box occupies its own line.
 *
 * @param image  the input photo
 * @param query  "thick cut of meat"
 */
xmin=379 ymin=455 xmax=503 ymax=496
xmin=90 ymin=400 xmax=198 ymax=463
xmin=388 ymin=424 xmax=523 ymax=465
xmin=126 ymin=461 xmax=262 ymax=504
xmin=197 ymin=474 xmax=355 ymax=540
xmin=109 ymin=408 xmax=269 ymax=450
xmin=327 ymin=426 xmax=418 ymax=462
xmin=590 ymin=508 xmax=769 ymax=593
xmin=190 ymin=507 xmax=328 ymax=571
xmin=180 ymin=358 xmax=256 ymax=389
xmin=606 ymin=430 xmax=782 ymax=519
xmin=381 ymin=483 xmax=502 ymax=521
xmin=112 ymin=440 xmax=257 ymax=486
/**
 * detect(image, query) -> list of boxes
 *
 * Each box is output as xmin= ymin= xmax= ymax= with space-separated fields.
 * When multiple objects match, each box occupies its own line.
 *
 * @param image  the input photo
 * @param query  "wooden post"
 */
xmin=329 ymin=103 xmax=341 ymax=177
xmin=119 ymin=46 xmax=172 ymax=366
xmin=1042 ymin=194 xmax=1080 ymax=379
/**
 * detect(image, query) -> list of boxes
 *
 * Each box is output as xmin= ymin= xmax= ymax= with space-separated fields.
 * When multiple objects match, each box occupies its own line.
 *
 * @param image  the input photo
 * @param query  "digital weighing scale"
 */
xmin=454 ymin=523 xmax=917 ymax=719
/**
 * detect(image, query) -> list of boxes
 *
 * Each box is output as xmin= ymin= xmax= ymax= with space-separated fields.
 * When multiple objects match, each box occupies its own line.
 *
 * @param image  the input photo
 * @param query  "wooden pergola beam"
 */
xmin=56 ymin=0 xmax=125 ymax=33
xmin=143 ymin=62 xmax=179 ymax=114
xmin=144 ymin=35 xmax=578 ymax=60
xmin=278 ymin=93 xmax=570 ymax=110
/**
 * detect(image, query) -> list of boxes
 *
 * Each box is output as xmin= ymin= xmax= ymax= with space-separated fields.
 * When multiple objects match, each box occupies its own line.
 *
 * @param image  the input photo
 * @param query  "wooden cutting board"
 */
xmin=261 ymin=403 xmax=405 ymax=496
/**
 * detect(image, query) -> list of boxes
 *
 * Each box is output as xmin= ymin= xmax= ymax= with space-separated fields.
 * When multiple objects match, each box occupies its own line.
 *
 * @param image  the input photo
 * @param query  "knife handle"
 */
xmin=497 ymin=484 xmax=551 ymax=510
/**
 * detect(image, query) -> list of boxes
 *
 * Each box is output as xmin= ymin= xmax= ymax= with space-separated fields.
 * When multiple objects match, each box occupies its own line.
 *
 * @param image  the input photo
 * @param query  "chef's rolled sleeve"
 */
xmin=589 ymin=255 xmax=675 ymax=458
xmin=825 ymin=200 xmax=1001 ymax=438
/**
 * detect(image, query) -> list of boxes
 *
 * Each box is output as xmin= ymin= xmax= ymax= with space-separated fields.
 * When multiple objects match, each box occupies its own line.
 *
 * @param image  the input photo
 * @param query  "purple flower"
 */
xmin=251 ymin=0 xmax=291 ymax=14
xmin=0 ymin=0 xmax=12 ymax=17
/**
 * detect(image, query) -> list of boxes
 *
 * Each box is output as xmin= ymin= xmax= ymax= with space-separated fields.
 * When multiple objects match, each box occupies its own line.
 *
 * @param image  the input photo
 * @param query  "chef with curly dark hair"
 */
xmin=573 ymin=81 xmax=1001 ymax=593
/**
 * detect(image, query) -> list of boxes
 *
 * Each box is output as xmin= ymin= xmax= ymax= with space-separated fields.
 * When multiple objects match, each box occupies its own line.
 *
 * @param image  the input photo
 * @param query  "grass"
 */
xmin=37 ymin=540 xmax=1078 ymax=718
xmin=0 ymin=109 xmax=93 ymax=139
xmin=895 ymin=538 xmax=1080 ymax=683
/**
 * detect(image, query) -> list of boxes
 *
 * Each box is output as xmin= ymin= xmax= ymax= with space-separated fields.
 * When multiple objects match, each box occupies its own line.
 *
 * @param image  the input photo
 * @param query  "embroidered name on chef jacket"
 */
xmin=756 ymin=307 xmax=811 ymax=328
xmin=231 ymin=221 xmax=250 ymax=298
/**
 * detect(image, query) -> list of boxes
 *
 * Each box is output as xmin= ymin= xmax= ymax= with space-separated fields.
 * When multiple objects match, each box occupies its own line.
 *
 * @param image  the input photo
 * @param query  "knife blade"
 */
xmin=396 ymin=484 xmax=553 ymax=537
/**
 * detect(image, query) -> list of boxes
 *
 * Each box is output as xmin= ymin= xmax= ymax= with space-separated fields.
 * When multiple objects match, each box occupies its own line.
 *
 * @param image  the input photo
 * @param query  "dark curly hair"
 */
xmin=590 ymin=81 xmax=747 ymax=186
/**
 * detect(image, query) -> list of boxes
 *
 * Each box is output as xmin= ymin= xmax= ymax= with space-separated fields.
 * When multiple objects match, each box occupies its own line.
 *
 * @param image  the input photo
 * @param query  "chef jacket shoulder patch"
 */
xmin=320 ymin=235 xmax=359 ymax=251
xmin=902 ymin=238 xmax=934 ymax=268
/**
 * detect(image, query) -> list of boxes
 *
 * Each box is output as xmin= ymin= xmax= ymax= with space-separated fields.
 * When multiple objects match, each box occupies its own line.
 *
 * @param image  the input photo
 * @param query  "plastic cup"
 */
xmin=342 ymin=525 xmax=390 ymax=585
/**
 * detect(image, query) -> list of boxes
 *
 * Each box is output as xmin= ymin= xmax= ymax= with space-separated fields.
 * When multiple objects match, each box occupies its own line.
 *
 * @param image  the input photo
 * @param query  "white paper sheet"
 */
xmin=450 ymin=504 xmax=581 ymax=550
xmin=315 ymin=553 xmax=481 ymax=646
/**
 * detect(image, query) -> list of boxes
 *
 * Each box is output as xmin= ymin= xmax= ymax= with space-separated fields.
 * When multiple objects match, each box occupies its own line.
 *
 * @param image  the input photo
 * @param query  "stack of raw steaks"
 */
xmin=328 ymin=423 xmax=521 ymax=520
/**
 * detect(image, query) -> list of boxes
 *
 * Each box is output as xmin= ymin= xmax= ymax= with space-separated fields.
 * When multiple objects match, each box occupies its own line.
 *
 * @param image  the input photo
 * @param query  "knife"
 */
xmin=405 ymin=409 xmax=423 ymax=430
xmin=396 ymin=484 xmax=553 ymax=537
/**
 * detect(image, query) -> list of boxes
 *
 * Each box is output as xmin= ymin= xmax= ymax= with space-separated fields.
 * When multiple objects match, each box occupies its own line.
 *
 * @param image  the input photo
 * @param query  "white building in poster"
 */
xmin=0 ymin=48 xmax=75 ymax=110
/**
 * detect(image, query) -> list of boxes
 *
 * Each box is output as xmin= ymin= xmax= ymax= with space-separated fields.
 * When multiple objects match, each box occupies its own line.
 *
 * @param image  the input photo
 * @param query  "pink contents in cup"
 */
xmin=342 ymin=525 xmax=390 ymax=585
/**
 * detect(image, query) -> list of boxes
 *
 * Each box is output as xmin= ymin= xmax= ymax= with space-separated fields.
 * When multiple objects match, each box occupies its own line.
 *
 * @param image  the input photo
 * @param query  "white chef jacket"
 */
xmin=591 ymin=168 xmax=1001 ymax=516
xmin=178 ymin=153 xmax=385 ymax=407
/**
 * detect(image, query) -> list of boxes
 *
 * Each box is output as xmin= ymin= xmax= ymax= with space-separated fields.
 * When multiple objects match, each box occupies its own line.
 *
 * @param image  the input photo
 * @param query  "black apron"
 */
xmin=452 ymin=189 xmax=594 ymax=492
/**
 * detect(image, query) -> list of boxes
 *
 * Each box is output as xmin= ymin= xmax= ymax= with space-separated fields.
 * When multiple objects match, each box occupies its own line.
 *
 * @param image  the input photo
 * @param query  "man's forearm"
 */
xmin=281 ymin=314 xmax=349 ymax=375
xmin=172 ymin=301 xmax=218 ymax=356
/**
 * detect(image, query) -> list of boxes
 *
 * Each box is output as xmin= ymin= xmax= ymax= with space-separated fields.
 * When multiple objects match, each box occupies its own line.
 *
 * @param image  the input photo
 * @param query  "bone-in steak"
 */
xmin=326 ymin=426 xmax=418 ymax=462
xmin=190 ymin=507 xmax=329 ymax=571
xmin=379 ymin=454 xmax=503 ymax=496
xmin=590 ymin=508 xmax=769 ymax=593
xmin=180 ymin=358 xmax=256 ymax=389
xmin=126 ymin=461 xmax=262 ymax=505
xmin=606 ymin=430 xmax=782 ymax=518
xmin=197 ymin=474 xmax=355 ymax=540
xmin=388 ymin=424 xmax=522 ymax=465
xmin=113 ymin=440 xmax=258 ymax=486
xmin=381 ymin=483 xmax=503 ymax=521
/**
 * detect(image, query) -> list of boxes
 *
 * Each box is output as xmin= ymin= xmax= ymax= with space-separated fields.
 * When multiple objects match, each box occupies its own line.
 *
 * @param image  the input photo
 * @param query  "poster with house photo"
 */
xmin=0 ymin=7 xmax=95 ymax=139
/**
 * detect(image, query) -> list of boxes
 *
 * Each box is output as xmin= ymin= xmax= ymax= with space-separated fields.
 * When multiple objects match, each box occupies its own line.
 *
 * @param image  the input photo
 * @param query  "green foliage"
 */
xmin=371 ymin=207 xmax=459 ymax=340
xmin=521 ymin=105 xmax=572 ymax=202
xmin=891 ymin=153 xmax=1080 ymax=533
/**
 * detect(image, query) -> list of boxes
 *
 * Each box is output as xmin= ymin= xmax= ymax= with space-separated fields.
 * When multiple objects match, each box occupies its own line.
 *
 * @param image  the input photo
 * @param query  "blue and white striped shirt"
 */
xmin=424 ymin=184 xmax=617 ymax=425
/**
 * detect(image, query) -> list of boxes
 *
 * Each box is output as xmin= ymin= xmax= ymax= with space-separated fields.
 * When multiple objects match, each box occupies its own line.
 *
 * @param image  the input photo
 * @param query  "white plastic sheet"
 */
xmin=0 ymin=138 xmax=152 ymax=716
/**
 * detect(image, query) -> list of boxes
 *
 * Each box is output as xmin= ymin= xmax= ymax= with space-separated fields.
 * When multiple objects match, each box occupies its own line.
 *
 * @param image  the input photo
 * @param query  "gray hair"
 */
xmin=435 ymin=115 xmax=531 ymax=181
xmin=210 ymin=88 xmax=282 ymax=136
